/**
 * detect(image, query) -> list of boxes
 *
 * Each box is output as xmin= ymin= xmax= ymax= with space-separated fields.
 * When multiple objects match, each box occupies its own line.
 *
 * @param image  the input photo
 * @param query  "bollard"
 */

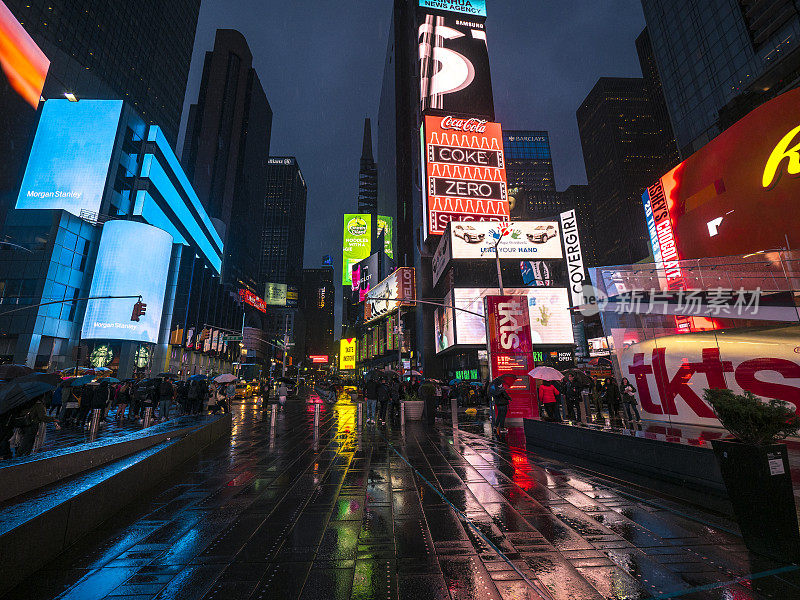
xmin=450 ymin=398 xmax=458 ymax=427
xmin=400 ymin=401 xmax=405 ymax=427
xmin=88 ymin=408 xmax=102 ymax=441
xmin=32 ymin=422 xmax=47 ymax=453
xmin=143 ymin=406 xmax=153 ymax=428
xmin=270 ymin=404 xmax=277 ymax=429
xmin=357 ymin=402 xmax=363 ymax=430
xmin=314 ymin=402 xmax=320 ymax=428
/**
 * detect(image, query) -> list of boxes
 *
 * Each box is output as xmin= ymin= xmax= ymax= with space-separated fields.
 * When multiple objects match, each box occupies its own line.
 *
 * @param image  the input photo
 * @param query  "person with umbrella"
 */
xmin=12 ymin=393 xmax=61 ymax=456
xmin=277 ymin=380 xmax=288 ymax=412
xmin=564 ymin=372 xmax=583 ymax=422
xmin=537 ymin=378 xmax=562 ymax=422
xmin=487 ymin=376 xmax=513 ymax=435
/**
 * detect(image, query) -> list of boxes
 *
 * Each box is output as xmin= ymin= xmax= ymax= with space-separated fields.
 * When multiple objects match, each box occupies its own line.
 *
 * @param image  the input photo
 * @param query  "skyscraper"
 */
xmin=641 ymin=0 xmax=800 ymax=155
xmin=5 ymin=0 xmax=200 ymax=145
xmin=577 ymin=77 xmax=672 ymax=266
xmin=182 ymin=29 xmax=273 ymax=291
xmin=301 ymin=266 xmax=335 ymax=359
xmin=503 ymin=130 xmax=556 ymax=192
xmin=358 ymin=118 xmax=378 ymax=216
xmin=0 ymin=0 xmax=201 ymax=229
xmin=261 ymin=157 xmax=307 ymax=288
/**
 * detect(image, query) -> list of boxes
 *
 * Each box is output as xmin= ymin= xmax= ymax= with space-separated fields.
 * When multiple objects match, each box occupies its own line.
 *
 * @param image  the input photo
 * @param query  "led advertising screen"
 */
xmin=418 ymin=13 xmax=493 ymax=118
xmin=351 ymin=253 xmax=380 ymax=302
xmin=447 ymin=220 xmax=563 ymax=260
xmin=239 ymin=289 xmax=266 ymax=313
xmin=0 ymin=0 xmax=49 ymax=108
xmin=364 ymin=267 xmax=416 ymax=323
xmin=265 ymin=282 xmax=288 ymax=306
xmin=559 ymin=210 xmax=586 ymax=307
xmin=286 ymin=285 xmax=299 ymax=308
xmin=340 ymin=338 xmax=356 ymax=370
xmin=418 ymin=0 xmax=486 ymax=17
xmin=342 ymin=214 xmax=371 ymax=286
xmin=641 ymin=87 xmax=800 ymax=261
xmin=377 ymin=215 xmax=393 ymax=258
xmin=82 ymin=221 xmax=172 ymax=343
xmin=423 ymin=116 xmax=509 ymax=237
xmin=434 ymin=290 xmax=456 ymax=353
xmin=450 ymin=287 xmax=574 ymax=346
xmin=16 ymin=99 xmax=123 ymax=218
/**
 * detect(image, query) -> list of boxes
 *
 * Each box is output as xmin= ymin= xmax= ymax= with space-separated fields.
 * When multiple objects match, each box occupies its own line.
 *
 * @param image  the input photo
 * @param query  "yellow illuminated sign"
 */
xmin=763 ymin=124 xmax=800 ymax=188
xmin=339 ymin=338 xmax=356 ymax=370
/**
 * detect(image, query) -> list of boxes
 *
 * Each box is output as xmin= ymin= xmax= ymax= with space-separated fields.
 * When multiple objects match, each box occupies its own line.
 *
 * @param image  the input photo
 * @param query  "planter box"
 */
xmin=712 ymin=439 xmax=800 ymax=562
xmin=402 ymin=400 xmax=424 ymax=420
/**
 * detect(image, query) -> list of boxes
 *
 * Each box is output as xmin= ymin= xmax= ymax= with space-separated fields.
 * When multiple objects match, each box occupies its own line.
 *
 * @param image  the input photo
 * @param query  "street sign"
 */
xmin=223 ymin=335 xmax=243 ymax=342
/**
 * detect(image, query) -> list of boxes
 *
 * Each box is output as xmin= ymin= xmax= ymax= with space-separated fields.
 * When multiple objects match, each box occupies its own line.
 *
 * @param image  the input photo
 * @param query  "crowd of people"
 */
xmin=1 ymin=374 xmax=236 ymax=460
xmin=537 ymin=373 xmax=642 ymax=425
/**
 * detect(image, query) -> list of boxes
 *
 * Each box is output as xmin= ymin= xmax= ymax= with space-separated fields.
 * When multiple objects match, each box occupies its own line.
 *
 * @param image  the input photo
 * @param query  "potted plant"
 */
xmin=402 ymin=390 xmax=425 ymax=420
xmin=705 ymin=388 xmax=800 ymax=561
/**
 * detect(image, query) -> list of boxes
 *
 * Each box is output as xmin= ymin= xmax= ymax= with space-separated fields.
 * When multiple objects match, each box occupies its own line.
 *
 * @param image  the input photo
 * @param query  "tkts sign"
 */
xmin=423 ymin=115 xmax=509 ymax=237
xmin=484 ymin=295 xmax=538 ymax=420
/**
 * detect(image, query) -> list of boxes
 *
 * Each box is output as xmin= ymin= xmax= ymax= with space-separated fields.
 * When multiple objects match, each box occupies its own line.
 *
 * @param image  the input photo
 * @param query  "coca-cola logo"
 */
xmin=440 ymin=116 xmax=487 ymax=133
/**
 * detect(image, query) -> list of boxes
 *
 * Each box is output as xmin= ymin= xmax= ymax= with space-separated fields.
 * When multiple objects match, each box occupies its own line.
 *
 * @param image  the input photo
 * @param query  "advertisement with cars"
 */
xmin=447 ymin=220 xmax=562 ymax=259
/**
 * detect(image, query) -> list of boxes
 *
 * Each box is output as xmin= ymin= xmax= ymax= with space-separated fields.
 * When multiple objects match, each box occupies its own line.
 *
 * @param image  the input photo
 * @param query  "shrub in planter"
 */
xmin=401 ymin=390 xmax=424 ymax=420
xmin=705 ymin=388 xmax=800 ymax=562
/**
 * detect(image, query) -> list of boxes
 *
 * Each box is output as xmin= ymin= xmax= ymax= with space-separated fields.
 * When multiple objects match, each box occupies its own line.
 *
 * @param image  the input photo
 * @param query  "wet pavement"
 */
xmin=3 ymin=393 xmax=800 ymax=600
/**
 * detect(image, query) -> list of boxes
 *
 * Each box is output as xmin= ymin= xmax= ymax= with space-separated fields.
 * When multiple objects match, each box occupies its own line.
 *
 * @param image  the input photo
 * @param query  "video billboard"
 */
xmin=444 ymin=287 xmax=573 ymax=348
xmin=342 ymin=214 xmax=371 ymax=285
xmin=351 ymin=253 xmax=380 ymax=302
xmin=423 ymin=116 xmax=509 ymax=237
xmin=418 ymin=0 xmax=487 ymax=17
xmin=377 ymin=215 xmax=393 ymax=258
xmin=559 ymin=210 xmax=586 ymax=307
xmin=364 ymin=267 xmax=416 ymax=323
xmin=16 ymin=99 xmax=123 ymax=218
xmin=265 ymin=282 xmax=287 ymax=306
xmin=0 ymin=0 xmax=49 ymax=108
xmin=418 ymin=13 xmax=493 ymax=118
xmin=447 ymin=220 xmax=563 ymax=259
xmin=641 ymin=87 xmax=800 ymax=262
xmin=340 ymin=338 xmax=356 ymax=370
xmin=82 ymin=221 xmax=172 ymax=343
xmin=434 ymin=291 xmax=456 ymax=352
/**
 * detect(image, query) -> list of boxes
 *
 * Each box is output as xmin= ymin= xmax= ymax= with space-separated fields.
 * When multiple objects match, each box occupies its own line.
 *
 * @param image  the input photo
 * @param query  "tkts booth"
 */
xmin=591 ymin=87 xmax=800 ymax=428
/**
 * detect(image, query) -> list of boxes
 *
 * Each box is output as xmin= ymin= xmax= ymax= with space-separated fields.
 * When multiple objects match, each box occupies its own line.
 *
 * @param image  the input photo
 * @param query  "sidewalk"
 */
xmin=3 ymin=397 xmax=800 ymax=600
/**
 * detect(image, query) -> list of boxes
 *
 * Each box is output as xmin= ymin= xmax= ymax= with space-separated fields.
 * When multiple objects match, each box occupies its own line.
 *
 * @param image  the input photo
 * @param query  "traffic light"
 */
xmin=131 ymin=300 xmax=147 ymax=321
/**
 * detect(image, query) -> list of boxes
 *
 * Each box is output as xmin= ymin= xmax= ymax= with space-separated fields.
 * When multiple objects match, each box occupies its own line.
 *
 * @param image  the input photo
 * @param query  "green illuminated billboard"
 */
xmin=377 ymin=215 xmax=393 ymax=259
xmin=342 ymin=214 xmax=371 ymax=286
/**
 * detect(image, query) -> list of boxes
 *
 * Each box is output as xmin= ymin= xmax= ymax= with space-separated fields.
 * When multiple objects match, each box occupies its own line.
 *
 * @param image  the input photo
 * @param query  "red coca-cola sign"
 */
xmin=440 ymin=116 xmax=488 ymax=133
xmin=484 ymin=295 xmax=538 ymax=420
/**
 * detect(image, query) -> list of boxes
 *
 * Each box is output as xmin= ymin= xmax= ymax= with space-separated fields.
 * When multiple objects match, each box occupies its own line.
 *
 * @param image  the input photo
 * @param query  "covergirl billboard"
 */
xmin=484 ymin=295 xmax=538 ymax=420
xmin=641 ymin=87 xmax=800 ymax=264
xmin=618 ymin=326 xmax=800 ymax=427
xmin=423 ymin=115 xmax=510 ymax=237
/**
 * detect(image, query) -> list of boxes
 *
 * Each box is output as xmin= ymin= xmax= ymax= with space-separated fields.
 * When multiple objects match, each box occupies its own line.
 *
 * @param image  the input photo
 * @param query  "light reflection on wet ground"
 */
xmin=2 ymin=394 xmax=799 ymax=600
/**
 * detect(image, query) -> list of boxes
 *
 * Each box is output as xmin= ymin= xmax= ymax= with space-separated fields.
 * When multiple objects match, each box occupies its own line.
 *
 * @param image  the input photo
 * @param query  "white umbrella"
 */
xmin=528 ymin=366 xmax=564 ymax=381
xmin=214 ymin=373 xmax=237 ymax=383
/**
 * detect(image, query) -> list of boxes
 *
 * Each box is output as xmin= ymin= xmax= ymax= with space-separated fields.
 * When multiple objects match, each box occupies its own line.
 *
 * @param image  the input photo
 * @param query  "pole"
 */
xmin=281 ymin=314 xmax=289 ymax=378
xmin=397 ymin=308 xmax=403 ymax=376
xmin=494 ymin=238 xmax=504 ymax=295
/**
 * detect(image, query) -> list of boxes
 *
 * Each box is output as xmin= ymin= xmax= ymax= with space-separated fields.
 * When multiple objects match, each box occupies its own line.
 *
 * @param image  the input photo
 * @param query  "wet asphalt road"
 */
xmin=4 ymin=393 xmax=800 ymax=600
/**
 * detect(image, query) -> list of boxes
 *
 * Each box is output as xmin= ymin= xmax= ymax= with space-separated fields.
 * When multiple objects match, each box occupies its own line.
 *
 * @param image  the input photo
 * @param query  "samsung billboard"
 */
xmin=82 ymin=221 xmax=172 ymax=343
xmin=418 ymin=0 xmax=486 ymax=16
xmin=16 ymin=99 xmax=123 ymax=218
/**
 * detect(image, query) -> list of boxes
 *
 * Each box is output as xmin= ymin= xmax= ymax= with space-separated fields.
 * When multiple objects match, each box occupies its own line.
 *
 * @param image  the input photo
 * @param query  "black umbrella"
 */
xmin=562 ymin=369 xmax=593 ymax=386
xmin=0 ymin=364 xmax=34 ymax=380
xmin=0 ymin=372 xmax=61 ymax=415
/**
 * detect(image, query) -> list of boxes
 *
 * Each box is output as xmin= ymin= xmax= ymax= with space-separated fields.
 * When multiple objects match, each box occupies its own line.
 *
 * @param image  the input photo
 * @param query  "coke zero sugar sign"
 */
xmin=423 ymin=115 xmax=510 ymax=237
xmin=484 ymin=295 xmax=538 ymax=420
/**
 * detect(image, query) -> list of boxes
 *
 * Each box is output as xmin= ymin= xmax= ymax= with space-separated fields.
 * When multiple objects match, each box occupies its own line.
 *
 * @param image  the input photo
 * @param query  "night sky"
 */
xmin=178 ymin=0 xmax=646 ymax=331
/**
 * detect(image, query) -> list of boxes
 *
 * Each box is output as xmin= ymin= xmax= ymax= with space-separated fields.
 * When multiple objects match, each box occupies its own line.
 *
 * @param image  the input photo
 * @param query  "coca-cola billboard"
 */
xmin=484 ymin=295 xmax=538 ymax=420
xmin=423 ymin=115 xmax=509 ymax=237
xmin=618 ymin=325 xmax=800 ymax=427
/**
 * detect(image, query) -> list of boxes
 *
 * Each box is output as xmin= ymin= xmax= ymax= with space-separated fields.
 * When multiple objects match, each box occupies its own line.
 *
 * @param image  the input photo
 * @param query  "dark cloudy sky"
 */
xmin=179 ymin=0 xmax=646 ymax=329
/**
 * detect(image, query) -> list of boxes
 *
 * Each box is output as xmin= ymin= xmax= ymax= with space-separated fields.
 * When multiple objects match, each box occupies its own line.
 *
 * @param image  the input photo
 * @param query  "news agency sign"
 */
xmin=418 ymin=0 xmax=486 ymax=18
xmin=559 ymin=209 xmax=585 ymax=307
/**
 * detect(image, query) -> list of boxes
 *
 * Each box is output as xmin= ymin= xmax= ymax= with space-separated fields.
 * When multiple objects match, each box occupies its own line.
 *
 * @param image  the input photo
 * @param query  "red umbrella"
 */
xmin=494 ymin=374 xmax=517 ymax=387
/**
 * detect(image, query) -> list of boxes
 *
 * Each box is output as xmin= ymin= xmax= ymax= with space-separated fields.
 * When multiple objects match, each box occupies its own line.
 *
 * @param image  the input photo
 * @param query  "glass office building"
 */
xmin=642 ymin=0 xmax=800 ymax=155
xmin=0 ymin=99 xmax=237 ymax=377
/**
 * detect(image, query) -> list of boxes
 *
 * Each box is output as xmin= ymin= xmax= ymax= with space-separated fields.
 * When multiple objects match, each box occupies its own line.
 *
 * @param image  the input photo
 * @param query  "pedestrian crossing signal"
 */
xmin=131 ymin=300 xmax=147 ymax=321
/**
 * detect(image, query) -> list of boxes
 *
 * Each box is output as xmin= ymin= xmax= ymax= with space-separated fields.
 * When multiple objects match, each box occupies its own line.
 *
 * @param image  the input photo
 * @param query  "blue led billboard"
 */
xmin=82 ymin=221 xmax=173 ymax=343
xmin=16 ymin=99 xmax=123 ymax=218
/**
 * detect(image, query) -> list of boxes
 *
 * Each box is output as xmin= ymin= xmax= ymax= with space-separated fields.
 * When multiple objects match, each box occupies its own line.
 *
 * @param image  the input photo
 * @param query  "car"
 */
xmin=453 ymin=224 xmax=484 ymax=243
xmin=526 ymin=224 xmax=557 ymax=243
xmin=235 ymin=381 xmax=252 ymax=398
